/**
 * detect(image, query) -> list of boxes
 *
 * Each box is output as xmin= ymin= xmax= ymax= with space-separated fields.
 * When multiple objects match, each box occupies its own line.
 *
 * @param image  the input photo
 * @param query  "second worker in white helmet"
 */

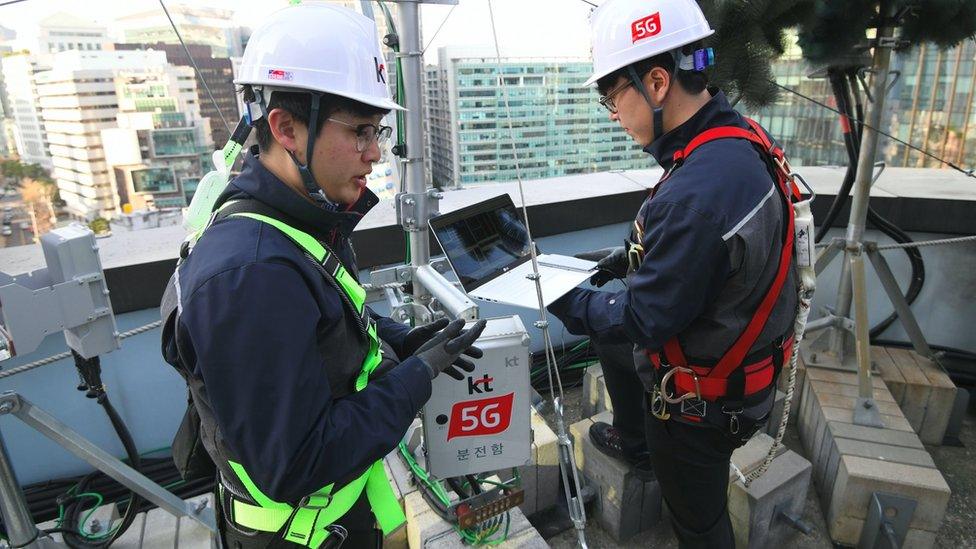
xmin=549 ymin=1 xmax=799 ymax=547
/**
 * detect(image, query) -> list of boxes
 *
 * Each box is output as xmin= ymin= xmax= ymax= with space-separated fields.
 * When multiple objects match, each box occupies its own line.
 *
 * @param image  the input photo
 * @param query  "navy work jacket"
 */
xmin=549 ymin=91 xmax=796 ymax=365
xmin=174 ymin=150 xmax=431 ymax=502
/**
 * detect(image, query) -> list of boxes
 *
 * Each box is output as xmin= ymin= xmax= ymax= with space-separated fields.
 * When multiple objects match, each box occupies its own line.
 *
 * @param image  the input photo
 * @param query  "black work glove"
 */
xmin=575 ymin=246 xmax=627 ymax=288
xmin=414 ymin=319 xmax=487 ymax=380
xmin=401 ymin=318 xmax=451 ymax=357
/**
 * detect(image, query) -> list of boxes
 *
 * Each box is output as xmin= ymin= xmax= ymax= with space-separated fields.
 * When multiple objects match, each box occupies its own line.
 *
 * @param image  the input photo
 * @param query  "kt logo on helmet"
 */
xmin=267 ymin=69 xmax=293 ymax=81
xmin=447 ymin=392 xmax=514 ymax=441
xmin=631 ymin=12 xmax=662 ymax=43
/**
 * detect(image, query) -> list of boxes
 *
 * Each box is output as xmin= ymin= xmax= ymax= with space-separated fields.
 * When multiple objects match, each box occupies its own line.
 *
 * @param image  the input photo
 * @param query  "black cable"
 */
xmin=815 ymin=69 xmax=860 ymax=243
xmin=55 ymin=353 xmax=143 ymax=548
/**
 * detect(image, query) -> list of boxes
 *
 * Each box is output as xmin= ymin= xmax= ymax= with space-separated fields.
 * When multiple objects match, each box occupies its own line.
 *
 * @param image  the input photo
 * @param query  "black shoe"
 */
xmin=588 ymin=422 xmax=656 ymax=481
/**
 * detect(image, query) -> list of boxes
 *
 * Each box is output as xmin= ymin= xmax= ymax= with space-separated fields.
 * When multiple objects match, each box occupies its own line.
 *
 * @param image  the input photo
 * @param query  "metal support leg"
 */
xmin=850 ymin=252 xmax=884 ymax=428
xmin=866 ymin=244 xmax=934 ymax=358
xmin=0 ymin=392 xmax=217 ymax=532
xmin=814 ymin=237 xmax=845 ymax=275
xmin=0 ymin=424 xmax=49 ymax=549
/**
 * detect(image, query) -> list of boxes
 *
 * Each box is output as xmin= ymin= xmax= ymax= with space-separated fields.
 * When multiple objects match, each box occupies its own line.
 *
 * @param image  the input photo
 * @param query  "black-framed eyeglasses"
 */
xmin=327 ymin=118 xmax=393 ymax=152
xmin=598 ymin=80 xmax=633 ymax=114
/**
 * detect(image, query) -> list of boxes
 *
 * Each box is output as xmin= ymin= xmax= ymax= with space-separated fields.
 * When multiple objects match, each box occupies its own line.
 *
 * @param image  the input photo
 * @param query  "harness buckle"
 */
xmin=660 ymin=366 xmax=701 ymax=404
xmin=680 ymin=397 xmax=707 ymax=418
xmin=297 ymin=493 xmax=333 ymax=510
xmin=322 ymin=524 xmax=348 ymax=549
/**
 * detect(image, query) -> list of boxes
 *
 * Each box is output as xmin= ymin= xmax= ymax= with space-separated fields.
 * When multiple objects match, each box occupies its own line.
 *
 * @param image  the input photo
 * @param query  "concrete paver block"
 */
xmin=874 ymin=346 xmax=957 ymax=445
xmin=832 ymin=437 xmax=936 ymax=468
xmin=570 ymin=411 xmax=661 ymax=543
xmin=583 ymin=365 xmax=613 ymax=418
xmin=141 ymin=506 xmax=178 ymax=549
xmin=829 ymin=454 xmax=950 ymax=534
xmin=109 ymin=512 xmax=146 ymax=549
xmin=827 ymin=421 xmax=924 ymax=449
xmin=729 ymin=433 xmax=785 ymax=481
xmin=515 ymin=408 xmax=560 ymax=516
xmin=798 ymin=352 xmax=951 ymax=548
xmin=728 ymin=449 xmax=812 ymax=549
xmin=803 ymin=366 xmax=887 ymax=389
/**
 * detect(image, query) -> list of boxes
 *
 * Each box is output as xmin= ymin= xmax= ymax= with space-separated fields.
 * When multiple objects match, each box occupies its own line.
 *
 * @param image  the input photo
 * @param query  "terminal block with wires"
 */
xmin=398 ymin=438 xmax=524 ymax=545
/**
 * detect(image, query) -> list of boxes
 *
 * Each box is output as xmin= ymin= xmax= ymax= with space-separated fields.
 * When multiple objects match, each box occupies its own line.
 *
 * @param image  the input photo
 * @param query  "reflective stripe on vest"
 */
xmin=217 ymin=211 xmax=402 ymax=546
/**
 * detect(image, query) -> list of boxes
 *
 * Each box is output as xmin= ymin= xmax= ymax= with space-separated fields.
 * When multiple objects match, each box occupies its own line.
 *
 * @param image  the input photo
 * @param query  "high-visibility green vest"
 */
xmin=220 ymin=211 xmax=405 ymax=547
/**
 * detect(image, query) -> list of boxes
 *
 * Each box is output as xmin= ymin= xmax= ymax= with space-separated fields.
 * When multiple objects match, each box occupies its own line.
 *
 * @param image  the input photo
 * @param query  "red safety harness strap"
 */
xmin=650 ymin=117 xmax=797 ymax=402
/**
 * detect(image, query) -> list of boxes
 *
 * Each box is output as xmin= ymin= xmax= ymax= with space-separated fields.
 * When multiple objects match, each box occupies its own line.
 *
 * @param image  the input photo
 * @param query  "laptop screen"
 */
xmin=429 ymin=194 xmax=532 ymax=291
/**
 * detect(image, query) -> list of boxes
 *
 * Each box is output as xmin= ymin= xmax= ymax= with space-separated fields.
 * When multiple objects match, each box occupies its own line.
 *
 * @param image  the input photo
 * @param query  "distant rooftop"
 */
xmin=38 ymin=12 xmax=105 ymax=30
xmin=2 ymin=166 xmax=974 ymax=278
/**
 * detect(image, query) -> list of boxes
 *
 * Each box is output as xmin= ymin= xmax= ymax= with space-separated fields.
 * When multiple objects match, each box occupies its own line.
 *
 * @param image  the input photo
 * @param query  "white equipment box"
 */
xmin=421 ymin=315 xmax=532 ymax=478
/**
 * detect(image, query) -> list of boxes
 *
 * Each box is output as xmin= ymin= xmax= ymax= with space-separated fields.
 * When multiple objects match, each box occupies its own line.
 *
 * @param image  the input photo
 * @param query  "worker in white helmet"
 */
xmin=160 ymin=4 xmax=485 ymax=548
xmin=549 ymin=1 xmax=800 ymax=547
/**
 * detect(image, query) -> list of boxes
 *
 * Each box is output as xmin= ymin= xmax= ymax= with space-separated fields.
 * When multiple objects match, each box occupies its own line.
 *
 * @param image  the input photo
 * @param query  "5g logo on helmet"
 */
xmin=631 ymin=12 xmax=662 ymax=43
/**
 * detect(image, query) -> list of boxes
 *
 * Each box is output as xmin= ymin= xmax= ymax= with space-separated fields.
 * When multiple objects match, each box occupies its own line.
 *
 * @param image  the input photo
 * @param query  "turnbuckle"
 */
xmin=660 ymin=366 xmax=701 ymax=404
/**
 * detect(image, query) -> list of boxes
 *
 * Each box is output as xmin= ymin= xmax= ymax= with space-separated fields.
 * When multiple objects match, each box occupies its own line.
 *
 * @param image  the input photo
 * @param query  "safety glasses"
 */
xmin=327 ymin=118 xmax=393 ymax=152
xmin=598 ymin=80 xmax=633 ymax=114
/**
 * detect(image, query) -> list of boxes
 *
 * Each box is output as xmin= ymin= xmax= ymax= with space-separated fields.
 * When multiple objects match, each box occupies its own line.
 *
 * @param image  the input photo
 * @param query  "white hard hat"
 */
xmin=235 ymin=3 xmax=404 ymax=111
xmin=584 ymin=0 xmax=714 ymax=87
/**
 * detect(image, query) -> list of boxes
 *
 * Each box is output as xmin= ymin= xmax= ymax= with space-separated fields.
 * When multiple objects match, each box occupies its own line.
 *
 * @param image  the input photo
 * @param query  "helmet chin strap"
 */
xmin=250 ymin=87 xmax=340 ymax=210
xmin=284 ymin=92 xmax=341 ymax=210
xmin=627 ymin=65 xmax=666 ymax=142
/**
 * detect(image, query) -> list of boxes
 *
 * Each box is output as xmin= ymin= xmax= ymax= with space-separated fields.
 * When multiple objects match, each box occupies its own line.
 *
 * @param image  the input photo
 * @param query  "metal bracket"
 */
xmin=774 ymin=499 xmax=813 ymax=536
xmin=853 ymin=397 xmax=885 ymax=428
xmin=370 ymin=265 xmax=414 ymax=288
xmin=395 ymin=189 xmax=442 ymax=232
xmin=0 ymin=392 xmax=217 ymax=549
xmin=858 ymin=492 xmax=916 ymax=548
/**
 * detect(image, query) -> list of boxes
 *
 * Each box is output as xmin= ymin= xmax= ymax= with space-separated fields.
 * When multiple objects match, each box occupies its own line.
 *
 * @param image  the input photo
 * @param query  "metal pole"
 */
xmin=398 ymin=0 xmax=432 ymax=305
xmin=830 ymin=1 xmax=896 ymax=359
xmin=0 ymin=422 xmax=43 ymax=549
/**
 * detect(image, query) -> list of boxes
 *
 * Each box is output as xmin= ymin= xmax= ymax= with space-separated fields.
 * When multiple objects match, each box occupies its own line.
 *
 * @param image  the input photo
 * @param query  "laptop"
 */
xmin=429 ymin=194 xmax=596 ymax=308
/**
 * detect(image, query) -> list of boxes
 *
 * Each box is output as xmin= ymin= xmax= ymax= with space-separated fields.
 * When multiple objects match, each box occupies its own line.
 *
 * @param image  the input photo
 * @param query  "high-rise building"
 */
xmin=115 ymin=42 xmax=236 ymax=147
xmin=746 ymin=34 xmax=976 ymax=172
xmin=36 ymin=49 xmax=209 ymax=219
xmin=884 ymin=40 xmax=976 ymax=169
xmin=425 ymin=47 xmax=643 ymax=187
xmin=114 ymin=6 xmax=246 ymax=58
xmin=101 ymin=61 xmax=212 ymax=213
xmin=1 ymin=53 xmax=53 ymax=169
xmin=37 ymin=12 xmax=108 ymax=55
